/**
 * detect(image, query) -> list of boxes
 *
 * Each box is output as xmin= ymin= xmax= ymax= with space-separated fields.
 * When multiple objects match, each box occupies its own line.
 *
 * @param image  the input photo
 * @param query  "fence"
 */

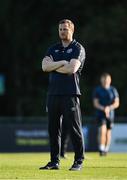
xmin=0 ymin=116 xmax=126 ymax=152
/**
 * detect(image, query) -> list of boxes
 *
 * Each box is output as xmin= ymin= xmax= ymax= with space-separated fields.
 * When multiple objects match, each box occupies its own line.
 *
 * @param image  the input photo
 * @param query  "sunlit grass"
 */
xmin=0 ymin=152 xmax=127 ymax=179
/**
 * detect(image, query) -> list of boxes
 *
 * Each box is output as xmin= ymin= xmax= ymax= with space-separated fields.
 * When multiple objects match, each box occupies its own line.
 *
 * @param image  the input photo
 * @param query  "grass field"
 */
xmin=0 ymin=152 xmax=127 ymax=180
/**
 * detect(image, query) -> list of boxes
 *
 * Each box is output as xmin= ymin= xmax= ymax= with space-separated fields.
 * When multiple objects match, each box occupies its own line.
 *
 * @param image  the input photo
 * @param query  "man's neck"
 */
xmin=102 ymin=85 xmax=110 ymax=89
xmin=62 ymin=39 xmax=73 ymax=47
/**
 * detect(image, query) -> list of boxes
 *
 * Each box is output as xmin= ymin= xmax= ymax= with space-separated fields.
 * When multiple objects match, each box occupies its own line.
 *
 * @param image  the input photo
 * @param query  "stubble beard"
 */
xmin=60 ymin=35 xmax=72 ymax=44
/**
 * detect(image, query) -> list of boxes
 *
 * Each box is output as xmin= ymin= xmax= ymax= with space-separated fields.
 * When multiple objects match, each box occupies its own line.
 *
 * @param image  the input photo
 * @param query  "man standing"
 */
xmin=93 ymin=73 xmax=119 ymax=156
xmin=40 ymin=19 xmax=86 ymax=170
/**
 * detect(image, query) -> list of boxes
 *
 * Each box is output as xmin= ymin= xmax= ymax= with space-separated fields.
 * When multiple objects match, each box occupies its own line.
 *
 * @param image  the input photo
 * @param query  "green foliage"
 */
xmin=0 ymin=0 xmax=127 ymax=116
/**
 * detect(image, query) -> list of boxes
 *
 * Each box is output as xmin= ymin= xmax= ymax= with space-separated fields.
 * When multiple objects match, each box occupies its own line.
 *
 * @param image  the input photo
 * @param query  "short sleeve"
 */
xmin=93 ymin=87 xmax=99 ymax=99
xmin=72 ymin=45 xmax=86 ymax=63
xmin=113 ymin=87 xmax=119 ymax=98
xmin=45 ymin=47 xmax=52 ymax=57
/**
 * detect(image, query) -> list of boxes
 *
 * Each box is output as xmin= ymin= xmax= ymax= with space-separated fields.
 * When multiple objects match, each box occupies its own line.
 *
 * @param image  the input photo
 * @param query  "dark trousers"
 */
xmin=47 ymin=95 xmax=85 ymax=163
xmin=60 ymin=116 xmax=70 ymax=156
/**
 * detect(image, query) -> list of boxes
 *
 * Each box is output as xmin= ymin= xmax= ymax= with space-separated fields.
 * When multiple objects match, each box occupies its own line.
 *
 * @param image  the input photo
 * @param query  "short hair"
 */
xmin=101 ymin=72 xmax=111 ymax=78
xmin=58 ymin=19 xmax=74 ymax=32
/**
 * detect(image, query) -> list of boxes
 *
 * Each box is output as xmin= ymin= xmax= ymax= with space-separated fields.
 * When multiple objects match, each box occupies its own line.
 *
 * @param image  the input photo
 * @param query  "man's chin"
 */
xmin=60 ymin=37 xmax=68 ymax=41
xmin=60 ymin=37 xmax=65 ymax=40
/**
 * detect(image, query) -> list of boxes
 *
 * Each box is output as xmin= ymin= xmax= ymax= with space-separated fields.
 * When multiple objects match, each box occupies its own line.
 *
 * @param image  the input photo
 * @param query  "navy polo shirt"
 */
xmin=44 ymin=39 xmax=86 ymax=96
xmin=93 ymin=86 xmax=119 ymax=120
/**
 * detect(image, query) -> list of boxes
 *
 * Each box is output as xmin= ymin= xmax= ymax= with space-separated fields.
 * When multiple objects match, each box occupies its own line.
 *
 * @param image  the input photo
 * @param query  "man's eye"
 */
xmin=59 ymin=28 xmax=68 ymax=31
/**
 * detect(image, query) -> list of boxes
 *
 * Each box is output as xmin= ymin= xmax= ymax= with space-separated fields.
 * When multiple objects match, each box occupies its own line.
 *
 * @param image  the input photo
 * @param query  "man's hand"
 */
xmin=104 ymin=106 xmax=111 ymax=118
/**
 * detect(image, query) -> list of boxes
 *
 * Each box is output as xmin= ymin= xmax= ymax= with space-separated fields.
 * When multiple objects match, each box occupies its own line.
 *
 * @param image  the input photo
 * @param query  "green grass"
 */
xmin=0 ymin=152 xmax=127 ymax=180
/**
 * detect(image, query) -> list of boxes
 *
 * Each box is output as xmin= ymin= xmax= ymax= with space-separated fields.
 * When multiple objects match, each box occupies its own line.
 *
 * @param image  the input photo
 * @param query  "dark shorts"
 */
xmin=97 ymin=118 xmax=114 ymax=129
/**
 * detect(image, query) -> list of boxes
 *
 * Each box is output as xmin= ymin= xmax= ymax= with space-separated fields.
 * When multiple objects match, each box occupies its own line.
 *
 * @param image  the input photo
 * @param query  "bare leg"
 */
xmin=99 ymin=124 xmax=107 ymax=154
xmin=105 ymin=129 xmax=111 ymax=152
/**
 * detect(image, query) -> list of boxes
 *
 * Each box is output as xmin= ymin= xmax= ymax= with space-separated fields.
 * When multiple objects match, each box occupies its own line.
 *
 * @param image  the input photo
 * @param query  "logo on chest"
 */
xmin=67 ymin=48 xmax=73 ymax=53
xmin=55 ymin=49 xmax=59 ymax=53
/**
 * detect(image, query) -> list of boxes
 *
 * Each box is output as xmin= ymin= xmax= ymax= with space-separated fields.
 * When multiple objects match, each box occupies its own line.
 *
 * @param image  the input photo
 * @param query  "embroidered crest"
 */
xmin=55 ymin=49 xmax=59 ymax=53
xmin=67 ymin=48 xmax=73 ymax=53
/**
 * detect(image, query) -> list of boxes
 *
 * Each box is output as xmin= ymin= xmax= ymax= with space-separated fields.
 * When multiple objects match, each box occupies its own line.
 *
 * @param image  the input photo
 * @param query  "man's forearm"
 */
xmin=56 ymin=59 xmax=81 ymax=74
xmin=42 ymin=56 xmax=69 ymax=72
xmin=42 ymin=61 xmax=65 ymax=72
xmin=93 ymin=99 xmax=104 ymax=111
xmin=109 ymin=98 xmax=119 ymax=110
xmin=56 ymin=64 xmax=72 ymax=74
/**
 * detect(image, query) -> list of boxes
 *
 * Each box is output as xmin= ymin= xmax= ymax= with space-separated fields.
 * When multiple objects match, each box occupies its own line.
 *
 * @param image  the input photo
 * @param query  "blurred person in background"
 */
xmin=93 ymin=73 xmax=119 ymax=156
xmin=40 ymin=19 xmax=86 ymax=170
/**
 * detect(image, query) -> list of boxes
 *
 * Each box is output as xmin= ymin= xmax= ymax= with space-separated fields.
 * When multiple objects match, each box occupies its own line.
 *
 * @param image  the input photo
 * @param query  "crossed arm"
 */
xmin=42 ymin=56 xmax=67 ymax=72
xmin=42 ymin=56 xmax=81 ymax=74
